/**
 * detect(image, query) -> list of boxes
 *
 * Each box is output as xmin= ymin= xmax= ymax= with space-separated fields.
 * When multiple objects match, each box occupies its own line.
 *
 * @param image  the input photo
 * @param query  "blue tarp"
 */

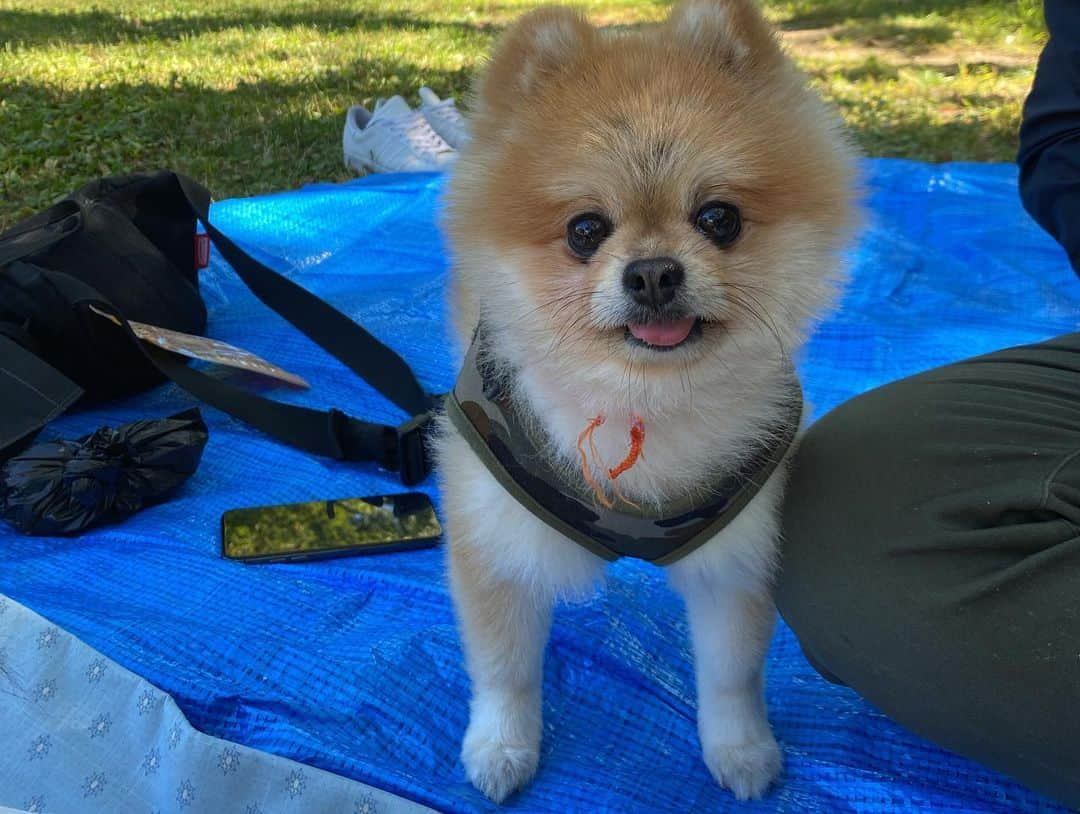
xmin=2 ymin=159 xmax=1078 ymax=812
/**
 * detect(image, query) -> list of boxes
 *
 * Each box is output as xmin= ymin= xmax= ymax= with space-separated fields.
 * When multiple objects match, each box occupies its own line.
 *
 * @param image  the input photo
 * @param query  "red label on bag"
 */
xmin=194 ymin=233 xmax=210 ymax=269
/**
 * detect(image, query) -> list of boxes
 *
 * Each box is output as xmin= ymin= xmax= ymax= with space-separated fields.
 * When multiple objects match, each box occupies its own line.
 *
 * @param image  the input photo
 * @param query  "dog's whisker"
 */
xmin=724 ymin=293 xmax=789 ymax=361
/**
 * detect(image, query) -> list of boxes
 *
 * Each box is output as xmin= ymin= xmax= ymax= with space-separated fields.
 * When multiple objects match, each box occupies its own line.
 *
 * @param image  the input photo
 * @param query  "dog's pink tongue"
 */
xmin=628 ymin=317 xmax=696 ymax=347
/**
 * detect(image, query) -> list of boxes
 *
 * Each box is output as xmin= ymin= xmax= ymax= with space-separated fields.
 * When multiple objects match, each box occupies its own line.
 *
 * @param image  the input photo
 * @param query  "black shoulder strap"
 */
xmin=173 ymin=174 xmax=433 ymax=418
xmin=169 ymin=172 xmax=439 ymax=484
xmin=146 ymin=346 xmax=434 ymax=485
xmin=0 ymin=200 xmax=81 ymax=268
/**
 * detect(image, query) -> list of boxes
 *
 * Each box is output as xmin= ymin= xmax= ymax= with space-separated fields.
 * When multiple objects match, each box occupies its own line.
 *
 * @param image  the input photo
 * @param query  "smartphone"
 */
xmin=221 ymin=492 xmax=442 ymax=564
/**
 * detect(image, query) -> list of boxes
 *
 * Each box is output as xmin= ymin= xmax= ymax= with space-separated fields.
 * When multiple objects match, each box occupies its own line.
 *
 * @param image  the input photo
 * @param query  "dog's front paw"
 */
xmin=703 ymin=735 xmax=782 ymax=801
xmin=462 ymin=720 xmax=539 ymax=803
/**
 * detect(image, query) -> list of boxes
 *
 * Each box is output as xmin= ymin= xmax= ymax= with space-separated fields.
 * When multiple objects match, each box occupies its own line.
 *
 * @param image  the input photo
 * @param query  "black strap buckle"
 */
xmin=390 ymin=409 xmax=436 ymax=486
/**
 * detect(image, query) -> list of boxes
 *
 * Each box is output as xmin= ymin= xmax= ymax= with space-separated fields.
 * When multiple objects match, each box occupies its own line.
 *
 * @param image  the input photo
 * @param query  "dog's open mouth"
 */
xmin=625 ymin=316 xmax=703 ymax=351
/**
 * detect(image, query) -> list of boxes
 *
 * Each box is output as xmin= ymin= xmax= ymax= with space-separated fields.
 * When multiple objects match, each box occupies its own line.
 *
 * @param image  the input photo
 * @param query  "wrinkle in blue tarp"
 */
xmin=1 ymin=160 xmax=1078 ymax=813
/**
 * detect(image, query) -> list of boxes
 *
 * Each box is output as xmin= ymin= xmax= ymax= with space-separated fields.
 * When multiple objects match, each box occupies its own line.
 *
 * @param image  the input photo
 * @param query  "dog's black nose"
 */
xmin=622 ymin=257 xmax=684 ymax=308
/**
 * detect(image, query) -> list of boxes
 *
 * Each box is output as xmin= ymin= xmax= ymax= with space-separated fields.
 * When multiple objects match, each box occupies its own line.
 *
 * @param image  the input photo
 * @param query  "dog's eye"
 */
xmin=567 ymin=213 xmax=611 ymax=258
xmin=694 ymin=202 xmax=741 ymax=247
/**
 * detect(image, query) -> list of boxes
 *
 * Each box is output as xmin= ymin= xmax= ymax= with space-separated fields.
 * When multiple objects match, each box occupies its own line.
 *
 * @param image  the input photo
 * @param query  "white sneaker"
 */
xmin=343 ymin=95 xmax=455 ymax=173
xmin=418 ymin=87 xmax=471 ymax=150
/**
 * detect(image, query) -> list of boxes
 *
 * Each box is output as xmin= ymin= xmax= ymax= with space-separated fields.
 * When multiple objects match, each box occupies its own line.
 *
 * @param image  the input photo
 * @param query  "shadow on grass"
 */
xmin=845 ymin=111 xmax=1020 ymax=163
xmin=777 ymin=0 xmax=1013 ymax=30
xmin=806 ymin=57 xmax=1032 ymax=82
xmin=0 ymin=6 xmax=501 ymax=49
xmin=832 ymin=19 xmax=955 ymax=54
xmin=0 ymin=55 xmax=472 ymax=227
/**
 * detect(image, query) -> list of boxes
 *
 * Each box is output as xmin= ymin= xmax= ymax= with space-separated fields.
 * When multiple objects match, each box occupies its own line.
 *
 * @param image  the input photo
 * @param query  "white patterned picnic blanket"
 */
xmin=0 ymin=594 xmax=435 ymax=814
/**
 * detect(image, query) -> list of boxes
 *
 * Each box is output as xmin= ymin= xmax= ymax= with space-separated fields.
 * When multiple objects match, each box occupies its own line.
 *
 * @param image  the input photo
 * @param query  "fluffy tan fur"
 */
xmin=437 ymin=0 xmax=857 ymax=802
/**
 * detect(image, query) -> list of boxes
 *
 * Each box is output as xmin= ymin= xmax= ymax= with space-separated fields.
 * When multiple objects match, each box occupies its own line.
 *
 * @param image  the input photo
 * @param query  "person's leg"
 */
xmin=777 ymin=333 xmax=1080 ymax=808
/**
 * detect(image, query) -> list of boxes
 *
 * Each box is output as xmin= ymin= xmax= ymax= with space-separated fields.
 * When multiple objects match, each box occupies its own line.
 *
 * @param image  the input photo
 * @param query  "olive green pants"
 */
xmin=777 ymin=333 xmax=1080 ymax=809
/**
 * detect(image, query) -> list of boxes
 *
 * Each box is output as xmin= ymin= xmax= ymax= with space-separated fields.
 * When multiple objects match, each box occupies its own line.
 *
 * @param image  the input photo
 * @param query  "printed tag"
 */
xmin=88 ymin=305 xmax=309 ymax=389
xmin=194 ymin=233 xmax=211 ymax=269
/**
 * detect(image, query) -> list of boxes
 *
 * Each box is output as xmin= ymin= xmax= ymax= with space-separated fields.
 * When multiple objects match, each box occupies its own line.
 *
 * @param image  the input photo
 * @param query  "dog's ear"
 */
xmin=475 ymin=7 xmax=595 ymax=118
xmin=666 ymin=0 xmax=783 ymax=72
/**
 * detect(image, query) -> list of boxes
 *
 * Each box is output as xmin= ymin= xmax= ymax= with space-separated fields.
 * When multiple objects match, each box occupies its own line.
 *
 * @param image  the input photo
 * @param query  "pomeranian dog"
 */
xmin=437 ymin=0 xmax=856 ymax=802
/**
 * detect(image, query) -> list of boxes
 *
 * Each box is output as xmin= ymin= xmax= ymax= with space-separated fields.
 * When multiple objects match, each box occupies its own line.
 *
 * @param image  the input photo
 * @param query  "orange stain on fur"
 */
xmin=608 ymin=416 xmax=646 ymax=480
xmin=577 ymin=414 xmax=647 ymax=508
xmin=577 ymin=415 xmax=613 ymax=508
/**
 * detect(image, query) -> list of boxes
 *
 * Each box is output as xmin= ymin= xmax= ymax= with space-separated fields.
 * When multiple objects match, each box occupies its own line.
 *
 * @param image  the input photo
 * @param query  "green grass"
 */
xmin=0 ymin=0 xmax=1047 ymax=228
xmin=765 ymin=0 xmax=1045 ymax=45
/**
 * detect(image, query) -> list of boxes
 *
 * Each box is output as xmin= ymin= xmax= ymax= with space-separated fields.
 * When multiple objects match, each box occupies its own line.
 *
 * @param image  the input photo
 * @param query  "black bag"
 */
xmin=0 ymin=173 xmax=207 ymax=401
xmin=1 ymin=409 xmax=210 ymax=536
xmin=0 ymin=171 xmax=438 ymax=484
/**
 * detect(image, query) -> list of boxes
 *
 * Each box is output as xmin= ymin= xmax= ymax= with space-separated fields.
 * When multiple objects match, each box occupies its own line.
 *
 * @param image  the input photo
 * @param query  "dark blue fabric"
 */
xmin=1018 ymin=0 xmax=1080 ymax=274
xmin=2 ymin=160 xmax=1078 ymax=813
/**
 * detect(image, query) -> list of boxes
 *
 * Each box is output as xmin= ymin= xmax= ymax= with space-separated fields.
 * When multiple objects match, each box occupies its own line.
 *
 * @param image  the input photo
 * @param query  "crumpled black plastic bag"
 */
xmin=0 ymin=408 xmax=208 ymax=536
